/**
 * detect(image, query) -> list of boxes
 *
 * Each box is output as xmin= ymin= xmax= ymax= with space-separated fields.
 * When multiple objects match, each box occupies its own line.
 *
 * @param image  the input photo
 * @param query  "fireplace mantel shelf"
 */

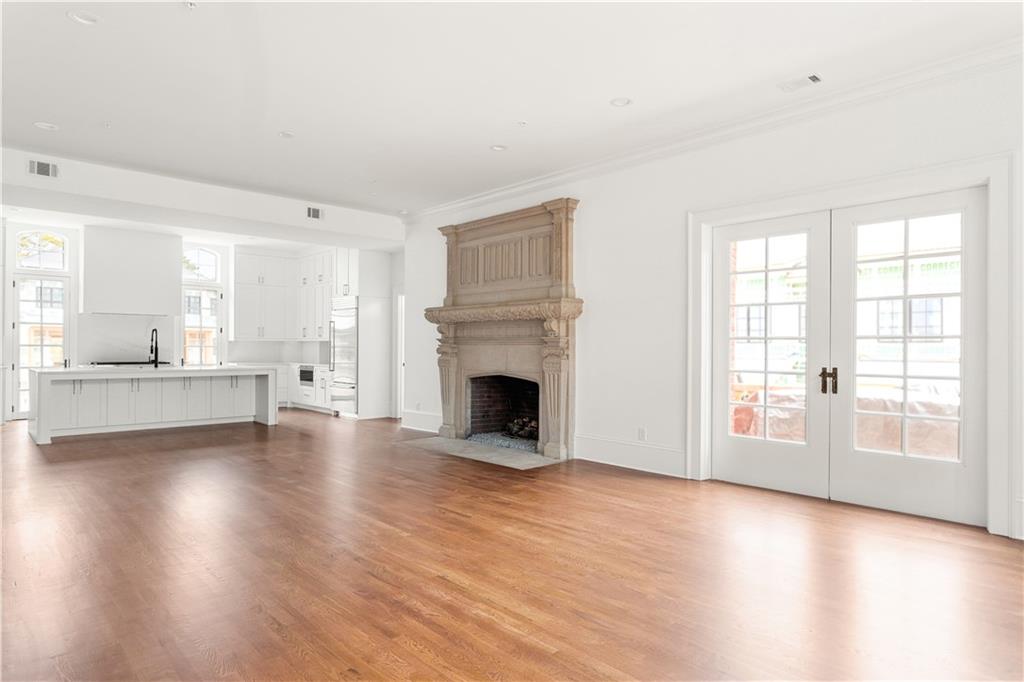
xmin=424 ymin=297 xmax=583 ymax=325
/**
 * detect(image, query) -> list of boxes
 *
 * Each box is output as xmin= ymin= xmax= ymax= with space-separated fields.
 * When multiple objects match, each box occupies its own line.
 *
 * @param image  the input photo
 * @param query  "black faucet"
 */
xmin=149 ymin=328 xmax=159 ymax=368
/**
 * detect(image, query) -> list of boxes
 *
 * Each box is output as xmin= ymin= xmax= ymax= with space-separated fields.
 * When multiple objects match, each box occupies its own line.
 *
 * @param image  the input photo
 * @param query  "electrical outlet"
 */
xmin=637 ymin=427 xmax=647 ymax=442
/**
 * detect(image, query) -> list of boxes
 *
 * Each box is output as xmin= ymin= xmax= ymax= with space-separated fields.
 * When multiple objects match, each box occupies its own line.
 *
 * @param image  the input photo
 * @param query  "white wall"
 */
xmin=81 ymin=226 xmax=182 ymax=316
xmin=77 ymin=314 xmax=177 ymax=365
xmin=403 ymin=64 xmax=1022 ymax=478
xmin=357 ymin=250 xmax=394 ymax=419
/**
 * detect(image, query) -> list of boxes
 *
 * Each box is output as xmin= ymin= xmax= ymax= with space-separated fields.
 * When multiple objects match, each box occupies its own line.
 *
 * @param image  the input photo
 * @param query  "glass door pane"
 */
xmin=15 ymin=278 xmax=67 ymax=415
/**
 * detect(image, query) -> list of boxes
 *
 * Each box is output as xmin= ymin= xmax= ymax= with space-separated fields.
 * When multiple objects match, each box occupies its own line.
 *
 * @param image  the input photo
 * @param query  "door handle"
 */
xmin=819 ymin=367 xmax=838 ymax=394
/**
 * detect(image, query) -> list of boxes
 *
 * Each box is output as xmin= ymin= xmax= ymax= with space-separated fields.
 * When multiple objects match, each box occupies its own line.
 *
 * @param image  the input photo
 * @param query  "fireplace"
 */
xmin=424 ymin=198 xmax=582 ymax=459
xmin=467 ymin=375 xmax=540 ymax=450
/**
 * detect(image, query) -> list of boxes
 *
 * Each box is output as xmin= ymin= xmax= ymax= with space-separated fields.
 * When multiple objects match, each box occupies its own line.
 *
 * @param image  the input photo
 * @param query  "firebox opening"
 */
xmin=467 ymin=375 xmax=539 ymax=452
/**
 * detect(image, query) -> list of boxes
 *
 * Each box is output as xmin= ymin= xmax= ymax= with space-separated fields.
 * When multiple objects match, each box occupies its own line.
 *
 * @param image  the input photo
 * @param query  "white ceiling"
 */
xmin=3 ymin=2 xmax=1021 ymax=214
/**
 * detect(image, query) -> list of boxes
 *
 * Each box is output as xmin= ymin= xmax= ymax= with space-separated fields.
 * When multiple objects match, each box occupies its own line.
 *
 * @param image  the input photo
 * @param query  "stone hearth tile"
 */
xmin=399 ymin=437 xmax=560 ymax=470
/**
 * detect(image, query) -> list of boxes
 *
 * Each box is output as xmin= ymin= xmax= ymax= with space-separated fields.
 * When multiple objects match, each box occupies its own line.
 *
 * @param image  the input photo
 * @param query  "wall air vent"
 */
xmin=777 ymin=73 xmax=823 ymax=93
xmin=307 ymin=207 xmax=322 ymax=220
xmin=28 ymin=160 xmax=59 ymax=178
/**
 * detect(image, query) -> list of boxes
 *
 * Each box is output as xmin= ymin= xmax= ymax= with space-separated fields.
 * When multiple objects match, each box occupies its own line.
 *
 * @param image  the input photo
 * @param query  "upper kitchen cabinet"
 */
xmin=232 ymin=250 xmax=295 ymax=341
xmin=81 ymin=226 xmax=181 ymax=316
xmin=298 ymin=250 xmax=337 ymax=289
xmin=235 ymin=253 xmax=292 ymax=286
xmin=335 ymin=248 xmax=359 ymax=297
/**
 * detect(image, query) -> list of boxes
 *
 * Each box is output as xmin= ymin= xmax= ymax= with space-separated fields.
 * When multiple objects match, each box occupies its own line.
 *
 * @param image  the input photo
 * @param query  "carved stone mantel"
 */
xmin=424 ymin=198 xmax=581 ymax=459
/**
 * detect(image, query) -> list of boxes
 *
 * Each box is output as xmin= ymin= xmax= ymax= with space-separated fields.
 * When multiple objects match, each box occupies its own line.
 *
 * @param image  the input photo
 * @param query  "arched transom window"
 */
xmin=182 ymin=247 xmax=219 ymax=282
xmin=16 ymin=231 xmax=67 ymax=270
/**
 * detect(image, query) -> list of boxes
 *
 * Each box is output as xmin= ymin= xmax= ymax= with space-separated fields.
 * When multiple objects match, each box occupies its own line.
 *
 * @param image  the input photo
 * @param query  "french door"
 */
xmin=712 ymin=187 xmax=986 ymax=525
xmin=12 ymin=275 xmax=69 ymax=418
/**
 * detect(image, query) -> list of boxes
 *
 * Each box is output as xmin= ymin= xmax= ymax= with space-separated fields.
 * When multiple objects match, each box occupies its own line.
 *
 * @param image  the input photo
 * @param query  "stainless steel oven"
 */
xmin=298 ymin=365 xmax=314 ymax=387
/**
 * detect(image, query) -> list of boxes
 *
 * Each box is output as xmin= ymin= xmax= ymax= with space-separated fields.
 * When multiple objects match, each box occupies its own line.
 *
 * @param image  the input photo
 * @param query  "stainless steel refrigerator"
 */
xmin=329 ymin=296 xmax=358 ymax=415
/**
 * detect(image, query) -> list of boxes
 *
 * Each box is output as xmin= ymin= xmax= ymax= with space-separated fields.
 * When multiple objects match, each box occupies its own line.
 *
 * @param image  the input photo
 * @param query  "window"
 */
xmin=182 ymin=247 xmax=219 ymax=282
xmin=876 ymin=299 xmax=902 ymax=336
xmin=183 ymin=288 xmax=220 ymax=366
xmin=910 ymin=298 xmax=944 ymax=337
xmin=16 ymin=231 xmax=66 ymax=270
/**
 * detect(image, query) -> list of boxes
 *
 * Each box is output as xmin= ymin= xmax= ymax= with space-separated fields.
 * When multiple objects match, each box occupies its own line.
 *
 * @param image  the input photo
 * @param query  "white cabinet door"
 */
xmin=262 ymin=287 xmax=290 ymax=339
xmin=235 ymin=375 xmax=256 ymax=416
xmin=261 ymin=256 xmax=292 ymax=287
xmin=49 ymin=381 xmax=76 ymax=429
xmin=235 ymin=284 xmax=263 ymax=339
xmin=314 ymin=251 xmax=333 ymax=285
xmin=288 ymin=367 xmax=301 ymax=403
xmin=275 ymin=368 xmax=288 ymax=404
xmin=334 ymin=248 xmax=349 ymax=296
xmin=135 ymin=379 xmax=161 ymax=424
xmin=313 ymin=285 xmax=327 ymax=339
xmin=76 ymin=380 xmax=107 ymax=428
xmin=298 ymin=288 xmax=313 ymax=340
xmin=161 ymin=378 xmax=188 ymax=421
xmin=210 ymin=376 xmax=235 ymax=419
xmin=298 ymin=256 xmax=313 ymax=287
xmin=107 ymin=379 xmax=134 ymax=426
xmin=186 ymin=377 xmax=212 ymax=419
xmin=235 ymin=254 xmax=263 ymax=285
xmin=314 ymin=368 xmax=331 ymax=408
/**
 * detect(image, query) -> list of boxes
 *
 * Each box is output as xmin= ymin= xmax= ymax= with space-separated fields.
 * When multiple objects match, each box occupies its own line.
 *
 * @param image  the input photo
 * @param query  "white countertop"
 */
xmin=32 ymin=366 xmax=278 ymax=379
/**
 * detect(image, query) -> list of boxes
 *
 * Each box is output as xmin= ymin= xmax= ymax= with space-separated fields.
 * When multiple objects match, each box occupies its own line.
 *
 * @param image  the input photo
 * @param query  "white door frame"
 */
xmin=685 ymin=153 xmax=1019 ymax=538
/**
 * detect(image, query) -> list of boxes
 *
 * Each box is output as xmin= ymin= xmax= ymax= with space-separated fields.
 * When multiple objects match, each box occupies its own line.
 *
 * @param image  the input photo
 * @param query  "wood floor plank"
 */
xmin=2 ymin=409 xmax=1021 ymax=680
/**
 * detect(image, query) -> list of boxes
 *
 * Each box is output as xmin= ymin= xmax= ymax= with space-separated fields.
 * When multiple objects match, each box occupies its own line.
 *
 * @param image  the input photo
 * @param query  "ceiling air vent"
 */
xmin=28 ymin=160 xmax=59 ymax=178
xmin=777 ymin=73 xmax=823 ymax=93
xmin=307 ymin=207 xmax=322 ymax=220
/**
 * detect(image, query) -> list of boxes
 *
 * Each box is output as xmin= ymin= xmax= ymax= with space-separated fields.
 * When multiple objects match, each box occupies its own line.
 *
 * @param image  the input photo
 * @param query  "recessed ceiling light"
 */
xmin=490 ymin=145 xmax=507 ymax=151
xmin=609 ymin=97 xmax=632 ymax=107
xmin=278 ymin=130 xmax=295 ymax=139
xmin=66 ymin=10 xmax=99 ymax=25
xmin=34 ymin=121 xmax=59 ymax=131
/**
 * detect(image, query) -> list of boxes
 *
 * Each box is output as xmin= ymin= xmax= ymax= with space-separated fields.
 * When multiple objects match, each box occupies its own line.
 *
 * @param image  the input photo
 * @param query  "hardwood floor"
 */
xmin=2 ymin=409 xmax=1021 ymax=680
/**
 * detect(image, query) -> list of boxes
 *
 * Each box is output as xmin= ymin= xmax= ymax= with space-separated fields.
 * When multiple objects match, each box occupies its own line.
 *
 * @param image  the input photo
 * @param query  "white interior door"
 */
xmin=712 ymin=211 xmax=831 ymax=498
xmin=711 ymin=188 xmax=987 ymax=526
xmin=830 ymin=188 xmax=986 ymax=525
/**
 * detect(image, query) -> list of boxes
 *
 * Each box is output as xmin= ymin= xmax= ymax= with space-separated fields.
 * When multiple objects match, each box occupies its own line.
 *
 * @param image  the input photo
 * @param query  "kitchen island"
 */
xmin=29 ymin=366 xmax=278 ymax=445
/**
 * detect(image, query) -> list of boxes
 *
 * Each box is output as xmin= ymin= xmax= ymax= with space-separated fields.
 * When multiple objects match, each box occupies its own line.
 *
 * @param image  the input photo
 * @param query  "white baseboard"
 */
xmin=401 ymin=409 xmax=442 ymax=433
xmin=574 ymin=433 xmax=688 ymax=478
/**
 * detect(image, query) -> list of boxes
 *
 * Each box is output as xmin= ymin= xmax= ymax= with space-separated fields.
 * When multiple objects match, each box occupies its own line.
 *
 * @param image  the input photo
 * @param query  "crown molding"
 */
xmin=414 ymin=37 xmax=1022 ymax=220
